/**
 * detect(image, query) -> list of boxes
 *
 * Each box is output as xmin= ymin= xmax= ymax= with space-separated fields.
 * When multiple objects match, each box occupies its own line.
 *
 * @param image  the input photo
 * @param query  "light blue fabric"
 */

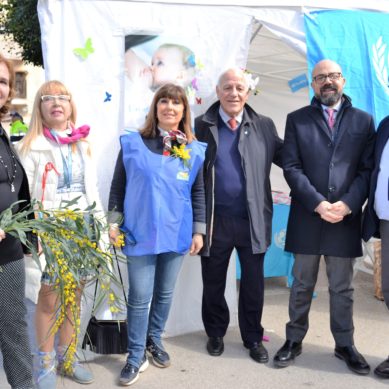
xmin=305 ymin=9 xmax=389 ymax=125
xmin=120 ymin=131 xmax=206 ymax=256
xmin=125 ymin=252 xmax=184 ymax=367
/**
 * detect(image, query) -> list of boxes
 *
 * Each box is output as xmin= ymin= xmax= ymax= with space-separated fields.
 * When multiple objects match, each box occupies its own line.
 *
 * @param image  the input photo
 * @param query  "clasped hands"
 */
xmin=315 ymin=200 xmax=351 ymax=223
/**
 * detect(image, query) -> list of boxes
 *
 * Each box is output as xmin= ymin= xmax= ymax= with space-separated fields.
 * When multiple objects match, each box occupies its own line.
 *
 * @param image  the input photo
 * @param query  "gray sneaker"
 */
xmin=67 ymin=362 xmax=94 ymax=384
xmin=36 ymin=351 xmax=57 ymax=389
xmin=57 ymin=358 xmax=94 ymax=384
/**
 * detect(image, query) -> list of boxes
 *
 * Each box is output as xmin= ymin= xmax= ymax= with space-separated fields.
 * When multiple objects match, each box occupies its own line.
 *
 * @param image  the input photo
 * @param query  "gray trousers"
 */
xmin=0 ymin=258 xmax=34 ymax=389
xmin=286 ymin=254 xmax=355 ymax=347
xmin=381 ymin=220 xmax=389 ymax=310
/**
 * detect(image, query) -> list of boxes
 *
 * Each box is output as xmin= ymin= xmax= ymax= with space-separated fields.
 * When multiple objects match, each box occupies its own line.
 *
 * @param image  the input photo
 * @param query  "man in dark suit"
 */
xmin=195 ymin=68 xmax=283 ymax=363
xmin=273 ymin=59 xmax=375 ymax=375
xmin=363 ymin=116 xmax=389 ymax=379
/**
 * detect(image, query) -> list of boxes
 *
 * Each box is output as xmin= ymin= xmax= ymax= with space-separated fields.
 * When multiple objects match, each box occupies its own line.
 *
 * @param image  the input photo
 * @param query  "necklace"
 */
xmin=0 ymin=149 xmax=17 ymax=192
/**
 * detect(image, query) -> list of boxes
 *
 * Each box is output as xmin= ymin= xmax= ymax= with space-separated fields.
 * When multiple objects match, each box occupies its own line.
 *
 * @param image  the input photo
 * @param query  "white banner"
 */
xmin=38 ymin=1 xmax=252 ymax=208
xmin=37 ymin=0 xmax=252 ymax=336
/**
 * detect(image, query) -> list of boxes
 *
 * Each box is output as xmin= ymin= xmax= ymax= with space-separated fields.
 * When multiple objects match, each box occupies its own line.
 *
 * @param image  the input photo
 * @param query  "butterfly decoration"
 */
xmin=188 ymin=54 xmax=196 ymax=67
xmin=195 ymin=58 xmax=205 ymax=71
xmin=191 ymin=78 xmax=199 ymax=91
xmin=104 ymin=92 xmax=112 ymax=102
xmin=241 ymin=68 xmax=260 ymax=95
xmin=195 ymin=97 xmax=202 ymax=105
xmin=73 ymin=38 xmax=94 ymax=60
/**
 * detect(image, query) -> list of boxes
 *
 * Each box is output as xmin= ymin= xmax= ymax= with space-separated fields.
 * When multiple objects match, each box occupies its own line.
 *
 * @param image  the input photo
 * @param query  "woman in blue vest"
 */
xmin=108 ymin=83 xmax=206 ymax=386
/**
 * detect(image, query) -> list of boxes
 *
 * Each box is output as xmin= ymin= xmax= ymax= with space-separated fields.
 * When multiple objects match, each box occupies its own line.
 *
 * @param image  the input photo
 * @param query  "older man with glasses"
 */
xmin=273 ymin=59 xmax=376 ymax=375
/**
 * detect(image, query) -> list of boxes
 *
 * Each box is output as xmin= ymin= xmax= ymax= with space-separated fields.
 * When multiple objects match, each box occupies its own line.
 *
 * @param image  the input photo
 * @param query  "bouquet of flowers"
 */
xmin=0 ymin=197 xmax=123 ymax=373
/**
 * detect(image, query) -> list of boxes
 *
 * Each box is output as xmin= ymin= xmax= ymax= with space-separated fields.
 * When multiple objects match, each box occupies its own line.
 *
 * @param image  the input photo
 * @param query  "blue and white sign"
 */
xmin=288 ymin=73 xmax=309 ymax=93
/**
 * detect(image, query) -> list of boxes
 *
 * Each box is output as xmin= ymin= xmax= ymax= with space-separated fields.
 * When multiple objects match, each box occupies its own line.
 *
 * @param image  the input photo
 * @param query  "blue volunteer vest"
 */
xmin=121 ymin=131 xmax=206 ymax=256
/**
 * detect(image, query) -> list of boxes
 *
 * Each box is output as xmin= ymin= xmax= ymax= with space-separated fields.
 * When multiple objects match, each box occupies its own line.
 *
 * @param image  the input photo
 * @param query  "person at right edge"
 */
xmin=362 ymin=114 xmax=389 ymax=379
xmin=273 ymin=59 xmax=375 ymax=375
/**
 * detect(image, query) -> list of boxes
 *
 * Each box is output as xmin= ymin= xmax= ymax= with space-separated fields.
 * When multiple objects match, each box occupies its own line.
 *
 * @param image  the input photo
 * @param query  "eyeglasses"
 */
xmin=312 ymin=72 xmax=342 ymax=84
xmin=41 ymin=95 xmax=71 ymax=103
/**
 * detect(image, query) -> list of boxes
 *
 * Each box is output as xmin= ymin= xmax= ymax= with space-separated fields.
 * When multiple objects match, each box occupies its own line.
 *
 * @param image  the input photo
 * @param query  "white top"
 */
xmin=374 ymin=139 xmax=389 ymax=221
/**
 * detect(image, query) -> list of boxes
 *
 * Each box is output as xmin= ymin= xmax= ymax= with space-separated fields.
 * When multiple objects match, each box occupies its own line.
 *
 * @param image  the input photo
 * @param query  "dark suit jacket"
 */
xmin=283 ymin=95 xmax=375 ymax=258
xmin=195 ymin=101 xmax=283 ymax=256
xmin=362 ymin=115 xmax=389 ymax=241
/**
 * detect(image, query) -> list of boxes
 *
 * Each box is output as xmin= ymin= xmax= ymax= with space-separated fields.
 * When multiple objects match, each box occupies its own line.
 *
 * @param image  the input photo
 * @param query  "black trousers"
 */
xmin=201 ymin=215 xmax=265 ymax=345
xmin=381 ymin=220 xmax=389 ymax=310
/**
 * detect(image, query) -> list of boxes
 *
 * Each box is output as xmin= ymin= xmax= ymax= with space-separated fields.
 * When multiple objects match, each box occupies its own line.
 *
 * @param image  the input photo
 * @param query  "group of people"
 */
xmin=0 ymin=50 xmax=388 ymax=389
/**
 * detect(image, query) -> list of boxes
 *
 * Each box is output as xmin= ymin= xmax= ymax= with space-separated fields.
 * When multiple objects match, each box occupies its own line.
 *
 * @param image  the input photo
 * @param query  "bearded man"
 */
xmin=273 ymin=59 xmax=375 ymax=375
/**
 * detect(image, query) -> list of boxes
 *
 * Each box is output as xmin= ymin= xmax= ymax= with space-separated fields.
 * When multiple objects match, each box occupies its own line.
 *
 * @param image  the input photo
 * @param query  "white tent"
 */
xmin=37 ymin=0 xmax=389 ymax=337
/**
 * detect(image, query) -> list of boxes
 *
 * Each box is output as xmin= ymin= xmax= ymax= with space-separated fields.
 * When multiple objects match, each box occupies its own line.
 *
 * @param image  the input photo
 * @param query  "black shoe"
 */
xmin=119 ymin=353 xmax=149 ymax=386
xmin=273 ymin=340 xmax=302 ymax=368
xmin=244 ymin=342 xmax=269 ymax=363
xmin=119 ymin=364 xmax=139 ymax=386
xmin=146 ymin=337 xmax=171 ymax=368
xmin=374 ymin=357 xmax=389 ymax=378
xmin=206 ymin=337 xmax=224 ymax=356
xmin=334 ymin=345 xmax=370 ymax=375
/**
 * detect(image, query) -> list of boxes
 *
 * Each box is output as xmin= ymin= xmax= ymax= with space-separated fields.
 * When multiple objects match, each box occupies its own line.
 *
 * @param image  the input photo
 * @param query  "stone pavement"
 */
xmin=1 ymin=262 xmax=388 ymax=389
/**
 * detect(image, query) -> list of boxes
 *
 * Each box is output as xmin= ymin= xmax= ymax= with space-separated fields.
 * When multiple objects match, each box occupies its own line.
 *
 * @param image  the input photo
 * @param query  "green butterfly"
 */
xmin=73 ymin=38 xmax=94 ymax=60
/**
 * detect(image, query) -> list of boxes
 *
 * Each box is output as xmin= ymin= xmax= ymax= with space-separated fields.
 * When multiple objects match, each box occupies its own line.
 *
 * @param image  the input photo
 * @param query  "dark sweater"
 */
xmin=214 ymin=118 xmax=248 ymax=218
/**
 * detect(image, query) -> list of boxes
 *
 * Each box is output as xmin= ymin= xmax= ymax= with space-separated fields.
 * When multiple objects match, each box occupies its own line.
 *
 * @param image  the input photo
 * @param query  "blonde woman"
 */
xmin=17 ymin=80 xmax=103 ymax=388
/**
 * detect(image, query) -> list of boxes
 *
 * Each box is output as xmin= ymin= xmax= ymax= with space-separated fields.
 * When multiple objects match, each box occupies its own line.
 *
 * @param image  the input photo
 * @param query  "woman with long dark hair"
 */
xmin=109 ymin=83 xmax=206 ymax=386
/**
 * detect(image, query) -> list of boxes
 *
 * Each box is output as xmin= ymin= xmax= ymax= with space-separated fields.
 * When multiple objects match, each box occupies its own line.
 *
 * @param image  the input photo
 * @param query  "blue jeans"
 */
xmin=126 ymin=252 xmax=184 ymax=367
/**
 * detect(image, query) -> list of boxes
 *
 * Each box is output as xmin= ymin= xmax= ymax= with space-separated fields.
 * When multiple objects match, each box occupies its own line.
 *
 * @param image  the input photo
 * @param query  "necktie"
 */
xmin=228 ymin=118 xmax=238 ymax=130
xmin=325 ymin=108 xmax=336 ymax=130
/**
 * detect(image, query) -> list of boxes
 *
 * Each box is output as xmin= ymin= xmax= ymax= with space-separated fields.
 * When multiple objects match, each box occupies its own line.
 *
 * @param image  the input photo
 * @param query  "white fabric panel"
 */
xmin=38 ymin=0 xmax=253 ymax=208
xmin=37 ymin=0 xmax=254 ymax=337
xmin=165 ymin=254 xmax=238 ymax=337
xmin=250 ymin=8 xmax=307 ymax=55
xmin=127 ymin=0 xmax=389 ymax=11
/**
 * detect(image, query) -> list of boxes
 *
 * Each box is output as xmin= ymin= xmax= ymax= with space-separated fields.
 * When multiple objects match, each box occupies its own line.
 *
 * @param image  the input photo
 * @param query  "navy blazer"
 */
xmin=283 ymin=95 xmax=375 ymax=258
xmin=362 ymin=115 xmax=389 ymax=241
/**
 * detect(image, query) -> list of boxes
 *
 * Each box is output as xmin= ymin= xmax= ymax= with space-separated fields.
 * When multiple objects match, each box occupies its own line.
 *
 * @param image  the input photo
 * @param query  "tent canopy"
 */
xmin=37 ymin=0 xmax=389 ymax=337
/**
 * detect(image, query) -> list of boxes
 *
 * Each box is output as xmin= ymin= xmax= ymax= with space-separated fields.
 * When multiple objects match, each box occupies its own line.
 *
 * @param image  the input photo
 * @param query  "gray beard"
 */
xmin=317 ymin=91 xmax=342 ymax=106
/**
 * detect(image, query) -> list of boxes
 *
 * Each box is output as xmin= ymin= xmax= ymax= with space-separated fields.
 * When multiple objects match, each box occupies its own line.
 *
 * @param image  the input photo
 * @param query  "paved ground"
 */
xmin=1 ymin=260 xmax=388 ymax=389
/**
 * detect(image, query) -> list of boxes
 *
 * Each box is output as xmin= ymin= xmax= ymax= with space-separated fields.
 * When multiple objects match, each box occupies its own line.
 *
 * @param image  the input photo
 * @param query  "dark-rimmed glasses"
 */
xmin=312 ymin=72 xmax=342 ymax=84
